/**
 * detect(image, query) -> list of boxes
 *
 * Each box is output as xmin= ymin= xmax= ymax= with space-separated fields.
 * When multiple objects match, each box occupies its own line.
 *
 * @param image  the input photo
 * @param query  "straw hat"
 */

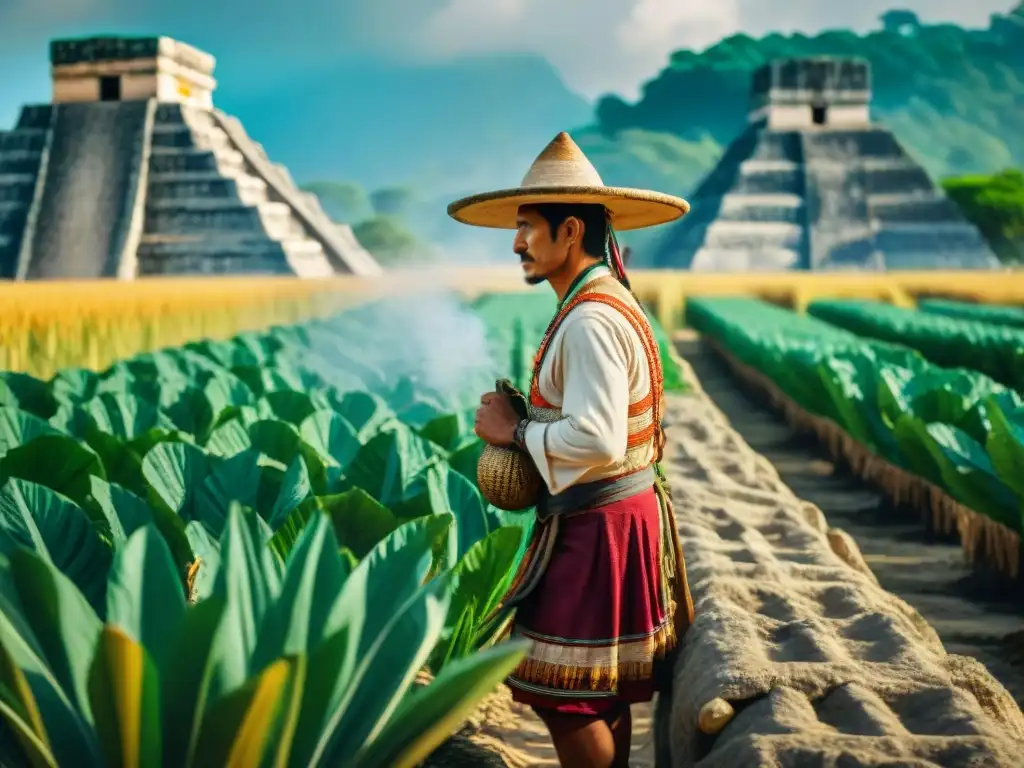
xmin=447 ymin=132 xmax=690 ymax=231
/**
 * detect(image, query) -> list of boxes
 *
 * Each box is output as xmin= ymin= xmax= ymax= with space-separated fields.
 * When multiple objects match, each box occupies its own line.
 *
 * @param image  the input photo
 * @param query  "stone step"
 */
xmin=149 ymin=147 xmax=244 ymax=175
xmin=0 ymin=173 xmax=36 ymax=186
xmin=698 ymin=221 xmax=804 ymax=250
xmin=138 ymin=233 xmax=334 ymax=278
xmin=874 ymin=223 xmax=989 ymax=251
xmin=147 ymin=174 xmax=268 ymax=206
xmin=144 ymin=200 xmax=296 ymax=238
xmin=150 ymin=124 xmax=231 ymax=152
xmin=0 ymin=155 xmax=42 ymax=175
xmin=137 ymin=249 xmax=295 ymax=276
xmin=14 ymin=106 xmax=53 ymax=130
xmin=138 ymin=233 xmax=322 ymax=256
xmin=869 ymin=195 xmax=962 ymax=223
xmin=689 ymin=246 xmax=802 ymax=271
xmin=731 ymin=167 xmax=803 ymax=195
xmin=0 ymin=204 xmax=28 ymax=235
xmin=0 ymin=178 xmax=36 ymax=205
xmin=0 ymin=131 xmax=47 ymax=153
xmin=712 ymin=193 xmax=805 ymax=224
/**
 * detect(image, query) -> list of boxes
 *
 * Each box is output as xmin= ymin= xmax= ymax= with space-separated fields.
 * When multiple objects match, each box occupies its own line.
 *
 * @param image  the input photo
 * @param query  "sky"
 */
xmin=0 ymin=0 xmax=1015 ymax=117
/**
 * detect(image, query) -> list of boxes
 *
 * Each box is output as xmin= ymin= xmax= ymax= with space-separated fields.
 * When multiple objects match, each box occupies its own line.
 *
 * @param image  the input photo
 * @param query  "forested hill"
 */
xmin=572 ymin=3 xmax=1024 ymax=228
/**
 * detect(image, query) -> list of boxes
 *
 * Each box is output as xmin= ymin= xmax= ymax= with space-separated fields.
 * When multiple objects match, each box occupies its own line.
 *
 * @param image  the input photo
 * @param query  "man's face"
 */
xmin=513 ymin=207 xmax=566 ymax=286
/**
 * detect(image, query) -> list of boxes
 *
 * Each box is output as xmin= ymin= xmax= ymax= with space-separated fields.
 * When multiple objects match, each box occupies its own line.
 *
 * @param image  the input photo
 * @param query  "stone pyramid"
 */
xmin=650 ymin=58 xmax=1000 ymax=271
xmin=0 ymin=36 xmax=382 ymax=279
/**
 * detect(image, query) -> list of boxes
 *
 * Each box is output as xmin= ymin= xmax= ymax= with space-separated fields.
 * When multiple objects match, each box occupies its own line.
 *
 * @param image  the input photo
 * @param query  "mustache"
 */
xmin=517 ymin=250 xmax=534 ymax=263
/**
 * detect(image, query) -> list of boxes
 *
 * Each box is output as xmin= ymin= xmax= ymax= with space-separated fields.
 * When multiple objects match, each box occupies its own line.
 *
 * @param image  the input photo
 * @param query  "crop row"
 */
xmin=0 ymin=290 xmax=692 ymax=767
xmin=807 ymin=299 xmax=1024 ymax=393
xmin=918 ymin=299 xmax=1024 ymax=331
xmin=686 ymin=297 xmax=1024 ymax=580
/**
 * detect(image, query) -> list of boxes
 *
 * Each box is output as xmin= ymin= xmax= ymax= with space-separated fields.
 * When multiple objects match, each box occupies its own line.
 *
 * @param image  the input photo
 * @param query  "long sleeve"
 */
xmin=523 ymin=305 xmax=632 ymax=494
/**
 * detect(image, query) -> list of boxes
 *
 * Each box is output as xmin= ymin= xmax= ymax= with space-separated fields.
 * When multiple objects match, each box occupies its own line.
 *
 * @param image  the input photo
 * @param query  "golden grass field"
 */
xmin=1 ymin=269 xmax=1022 ymax=379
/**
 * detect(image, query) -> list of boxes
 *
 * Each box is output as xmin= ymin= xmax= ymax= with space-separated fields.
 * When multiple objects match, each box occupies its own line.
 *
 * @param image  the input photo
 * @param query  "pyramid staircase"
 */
xmin=0 ymin=36 xmax=381 ymax=279
xmin=651 ymin=58 xmax=999 ymax=271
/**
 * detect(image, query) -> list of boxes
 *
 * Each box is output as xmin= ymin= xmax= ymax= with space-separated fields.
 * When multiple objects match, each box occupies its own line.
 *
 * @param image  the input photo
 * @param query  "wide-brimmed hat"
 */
xmin=447 ymin=132 xmax=690 ymax=231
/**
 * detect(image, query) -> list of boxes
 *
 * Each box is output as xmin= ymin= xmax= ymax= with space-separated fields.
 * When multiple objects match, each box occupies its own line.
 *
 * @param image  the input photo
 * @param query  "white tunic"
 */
xmin=522 ymin=266 xmax=653 ymax=495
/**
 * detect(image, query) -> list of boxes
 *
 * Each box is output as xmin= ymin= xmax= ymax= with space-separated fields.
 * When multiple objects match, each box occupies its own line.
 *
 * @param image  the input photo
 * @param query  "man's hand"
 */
xmin=474 ymin=392 xmax=520 ymax=447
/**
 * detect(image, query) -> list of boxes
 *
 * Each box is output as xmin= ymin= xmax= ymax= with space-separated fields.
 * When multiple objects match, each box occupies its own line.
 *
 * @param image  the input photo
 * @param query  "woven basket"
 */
xmin=476 ymin=380 xmax=559 ymax=511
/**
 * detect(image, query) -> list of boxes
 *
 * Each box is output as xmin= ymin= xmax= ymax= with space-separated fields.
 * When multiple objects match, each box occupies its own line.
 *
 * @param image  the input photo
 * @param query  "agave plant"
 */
xmin=0 ymin=504 xmax=527 ymax=767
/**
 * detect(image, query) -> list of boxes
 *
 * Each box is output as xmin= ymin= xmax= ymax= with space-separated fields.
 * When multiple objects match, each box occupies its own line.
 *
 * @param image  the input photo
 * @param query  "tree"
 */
xmin=352 ymin=215 xmax=433 ymax=267
xmin=595 ymin=95 xmax=633 ymax=136
xmin=370 ymin=186 xmax=416 ymax=217
xmin=300 ymin=180 xmax=369 ymax=223
xmin=880 ymin=10 xmax=921 ymax=35
xmin=943 ymin=169 xmax=1024 ymax=264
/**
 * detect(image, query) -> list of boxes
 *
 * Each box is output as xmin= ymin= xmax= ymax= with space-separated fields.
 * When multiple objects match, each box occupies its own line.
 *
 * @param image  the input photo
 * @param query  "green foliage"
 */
xmin=942 ymin=169 xmax=1024 ymax=264
xmin=918 ymin=299 xmax=1024 ymax=331
xmin=0 ymin=296 xmax=539 ymax=766
xmin=586 ymin=13 xmax=1024 ymax=196
xmin=301 ymin=180 xmax=370 ymax=223
xmin=0 ymin=509 xmax=528 ymax=768
xmin=352 ymin=215 xmax=431 ymax=266
xmin=370 ymin=187 xmax=417 ymax=217
xmin=686 ymin=297 xmax=1024 ymax=536
xmin=807 ymin=299 xmax=1024 ymax=393
xmin=0 ymin=289 xmax=688 ymax=766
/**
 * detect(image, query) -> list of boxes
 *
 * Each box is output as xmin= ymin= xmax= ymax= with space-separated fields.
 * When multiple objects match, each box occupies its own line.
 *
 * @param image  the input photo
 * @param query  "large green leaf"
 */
xmin=0 ymin=409 xmax=61 ymax=461
xmin=340 ymin=426 xmax=447 ymax=519
xmin=313 ymin=573 xmax=451 ymax=764
xmin=105 ymin=526 xmax=187 ymax=669
xmin=332 ymin=392 xmax=397 ymax=442
xmin=984 ymin=399 xmax=1024 ymax=512
xmin=251 ymin=513 xmax=351 ymax=672
xmin=79 ymin=392 xmax=178 ymax=440
xmin=432 ymin=526 xmax=522 ymax=669
xmin=256 ymin=392 xmax=322 ymax=428
xmin=285 ymin=515 xmax=451 ymax=766
xmin=191 ymin=656 xmax=297 ymax=768
xmin=308 ymin=489 xmax=402 ymax=560
xmin=0 ymin=434 xmax=107 ymax=527
xmin=7 ymin=549 xmax=103 ymax=733
xmin=142 ymin=443 xmax=262 ymax=538
xmin=445 ymin=469 xmax=493 ymax=561
xmin=0 ymin=626 xmax=55 ymax=768
xmin=0 ymin=480 xmax=111 ymax=612
xmin=206 ymin=504 xmax=283 ymax=701
xmin=0 ymin=558 xmax=100 ymax=766
xmin=351 ymin=640 xmax=530 ymax=768
xmin=299 ymin=412 xmax=360 ymax=477
xmin=159 ymin=597 xmax=226 ymax=767
xmin=86 ymin=626 xmax=162 ymax=768
xmin=0 ymin=374 xmax=58 ymax=421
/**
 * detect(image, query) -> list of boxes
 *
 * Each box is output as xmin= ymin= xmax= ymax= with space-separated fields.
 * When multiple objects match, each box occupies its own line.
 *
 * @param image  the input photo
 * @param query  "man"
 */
xmin=447 ymin=132 xmax=696 ymax=768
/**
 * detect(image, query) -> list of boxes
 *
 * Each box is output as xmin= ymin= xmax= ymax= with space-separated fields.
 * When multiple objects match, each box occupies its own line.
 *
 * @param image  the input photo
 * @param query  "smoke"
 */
xmin=328 ymin=262 xmax=532 ymax=408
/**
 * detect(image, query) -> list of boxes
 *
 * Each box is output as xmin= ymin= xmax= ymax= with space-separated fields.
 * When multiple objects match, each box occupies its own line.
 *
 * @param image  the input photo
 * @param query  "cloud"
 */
xmin=368 ymin=0 xmax=1014 ymax=99
xmin=0 ymin=0 xmax=1015 ymax=100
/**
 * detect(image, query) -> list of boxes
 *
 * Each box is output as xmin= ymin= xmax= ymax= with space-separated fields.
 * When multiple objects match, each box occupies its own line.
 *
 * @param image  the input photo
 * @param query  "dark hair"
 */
xmin=524 ymin=203 xmax=608 ymax=258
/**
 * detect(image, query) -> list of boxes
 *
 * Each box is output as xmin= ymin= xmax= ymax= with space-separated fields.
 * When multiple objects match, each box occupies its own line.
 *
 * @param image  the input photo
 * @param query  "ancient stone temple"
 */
xmin=0 ymin=36 xmax=382 ymax=279
xmin=651 ymin=57 xmax=999 ymax=271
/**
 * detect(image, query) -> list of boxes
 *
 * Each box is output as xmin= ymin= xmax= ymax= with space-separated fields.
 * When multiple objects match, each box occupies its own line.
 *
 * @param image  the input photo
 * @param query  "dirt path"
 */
xmin=677 ymin=333 xmax=1024 ymax=709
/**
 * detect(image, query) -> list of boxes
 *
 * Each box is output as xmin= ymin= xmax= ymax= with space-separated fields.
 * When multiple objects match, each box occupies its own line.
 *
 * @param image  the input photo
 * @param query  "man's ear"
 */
xmin=562 ymin=217 xmax=582 ymax=247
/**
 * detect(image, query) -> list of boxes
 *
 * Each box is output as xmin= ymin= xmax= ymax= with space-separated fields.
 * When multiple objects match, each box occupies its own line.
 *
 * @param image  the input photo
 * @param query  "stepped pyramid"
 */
xmin=651 ymin=58 xmax=1000 ymax=271
xmin=0 ymin=36 xmax=382 ymax=279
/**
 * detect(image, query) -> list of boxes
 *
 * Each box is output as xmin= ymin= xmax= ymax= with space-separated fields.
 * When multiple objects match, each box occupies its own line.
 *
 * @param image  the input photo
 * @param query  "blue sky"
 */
xmin=0 ymin=0 xmax=1015 ymax=128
